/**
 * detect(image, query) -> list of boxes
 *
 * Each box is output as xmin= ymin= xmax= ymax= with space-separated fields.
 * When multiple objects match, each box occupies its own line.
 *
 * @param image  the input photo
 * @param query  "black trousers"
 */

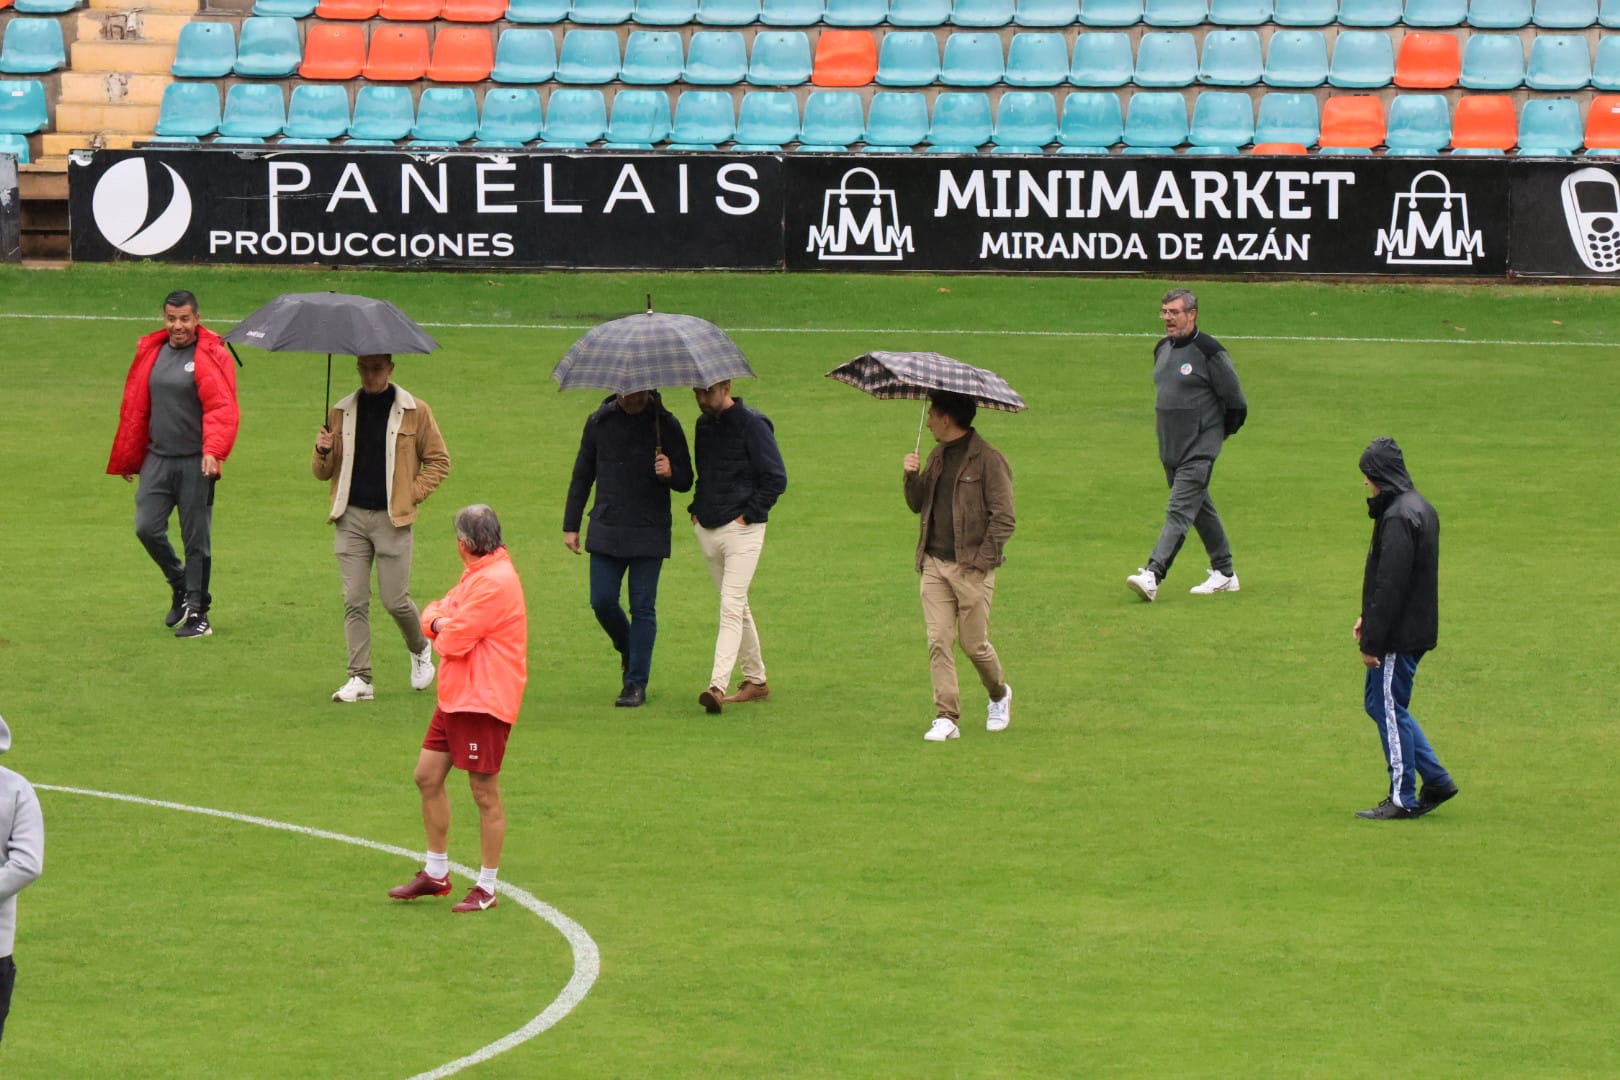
xmin=0 ymin=953 xmax=15 ymax=1044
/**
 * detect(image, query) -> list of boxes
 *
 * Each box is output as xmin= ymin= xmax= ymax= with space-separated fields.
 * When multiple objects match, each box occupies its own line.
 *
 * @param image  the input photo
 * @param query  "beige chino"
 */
xmin=694 ymin=520 xmax=768 ymax=691
xmin=920 ymin=555 xmax=1003 ymax=721
xmin=335 ymin=507 xmax=429 ymax=680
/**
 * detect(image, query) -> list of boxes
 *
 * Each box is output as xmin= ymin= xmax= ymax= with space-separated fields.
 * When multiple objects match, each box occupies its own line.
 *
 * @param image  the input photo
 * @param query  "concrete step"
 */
xmin=41 ymin=131 xmax=144 ymax=154
xmin=55 ymin=101 xmax=162 ymax=132
xmin=70 ymin=40 xmax=177 ymax=74
xmin=76 ymin=10 xmax=198 ymax=44
xmin=88 ymin=0 xmax=202 ymax=13
xmin=59 ymin=71 xmax=173 ymax=105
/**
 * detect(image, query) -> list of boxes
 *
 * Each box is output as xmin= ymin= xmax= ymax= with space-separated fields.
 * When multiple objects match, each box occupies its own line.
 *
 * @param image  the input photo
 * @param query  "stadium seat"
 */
xmin=1077 ymin=0 xmax=1141 ymax=22
xmin=13 ymin=0 xmax=79 ymax=11
xmin=1057 ymin=88 xmax=1123 ymax=148
xmin=927 ymin=90 xmax=992 ymax=149
xmin=1249 ymin=139 xmax=1307 ymax=152
xmin=493 ymin=28 xmax=558 ymax=83
xmin=474 ymin=87 xmax=543 ymax=144
xmin=1005 ymin=31 xmax=1067 ymax=85
xmin=1070 ymin=31 xmax=1133 ymax=85
xmin=762 ymin=0 xmax=824 ymax=22
xmin=1134 ymin=32 xmax=1198 ymax=87
xmin=315 ymin=0 xmax=380 ymax=17
xmin=171 ymin=23 xmax=237 ymax=79
xmin=380 ymin=0 xmax=443 ymax=19
xmin=1143 ymin=0 xmax=1204 ymax=22
xmin=428 ymin=27 xmax=496 ymax=82
xmin=888 ymin=0 xmax=950 ymax=21
xmin=1318 ymin=92 xmax=1384 ymax=150
xmin=1264 ymin=30 xmax=1327 ymax=86
xmin=556 ymin=29 xmax=621 ymax=84
xmin=685 ymin=31 xmax=748 ymax=83
xmin=1254 ymin=89 xmax=1318 ymax=144
xmin=571 ymin=0 xmax=633 ymax=20
xmin=253 ymin=0 xmax=318 ymax=16
xmin=605 ymin=87 xmax=673 ymax=144
xmin=1188 ymin=88 xmax=1253 ymax=147
xmin=232 ymin=17 xmax=299 ymax=78
xmin=219 ymin=83 xmax=286 ymax=140
xmin=952 ymin=0 xmax=1016 ymax=24
xmin=1466 ymin=0 xmax=1530 ymax=22
xmin=1600 ymin=0 xmax=1620 ymax=22
xmin=409 ymin=87 xmax=477 ymax=143
xmin=1328 ymin=30 xmax=1395 ymax=87
xmin=1459 ymin=32 xmax=1525 ymax=88
xmin=863 ymin=90 xmax=928 ymax=146
xmin=1209 ymin=0 xmax=1269 ymax=21
xmin=153 ymin=81 xmax=221 ymax=137
xmin=1525 ymin=33 xmax=1590 ymax=90
xmin=749 ymin=30 xmax=813 ymax=84
xmin=636 ymin=0 xmax=697 ymax=21
xmin=1402 ymin=0 xmax=1466 ymax=24
xmin=799 ymin=88 xmax=865 ymax=145
xmin=698 ymin=0 xmax=762 ymax=22
xmin=1271 ymin=0 xmax=1332 ymax=20
xmin=1585 ymin=93 xmax=1620 ymax=148
xmin=939 ymin=32 xmax=1004 ymax=85
xmin=733 ymin=89 xmax=799 ymax=145
xmin=348 ymin=85 xmax=414 ymax=140
xmin=1199 ymin=29 xmax=1262 ymax=85
xmin=505 ymin=0 xmax=568 ymax=19
xmin=298 ymin=24 xmax=365 ymax=81
xmin=283 ymin=84 xmax=351 ymax=140
xmin=1517 ymin=96 xmax=1581 ymax=152
xmin=992 ymin=88 xmax=1058 ymax=145
xmin=1395 ymin=32 xmax=1461 ymax=88
xmin=543 ymin=87 xmax=608 ymax=144
xmin=444 ymin=0 xmax=506 ymax=18
xmin=0 ymin=132 xmax=30 ymax=162
xmin=364 ymin=26 xmax=430 ymax=81
xmin=1336 ymin=0 xmax=1401 ymax=23
xmin=811 ymin=29 xmax=878 ymax=85
xmin=668 ymin=88 xmax=734 ymax=145
xmin=1592 ymin=35 xmax=1620 ymax=89
xmin=0 ymin=79 xmax=48 ymax=134
xmin=620 ymin=30 xmax=681 ymax=83
xmin=1015 ymin=0 xmax=1078 ymax=22
xmin=1383 ymin=91 xmax=1449 ymax=152
xmin=824 ymin=0 xmax=888 ymax=22
xmin=1449 ymin=91 xmax=1515 ymax=150
xmin=1122 ymin=90 xmax=1187 ymax=147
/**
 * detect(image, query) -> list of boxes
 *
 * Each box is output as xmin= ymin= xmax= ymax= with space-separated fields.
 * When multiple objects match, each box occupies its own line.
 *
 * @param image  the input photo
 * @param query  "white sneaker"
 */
xmin=986 ymin=684 xmax=1012 ymax=732
xmin=1189 ymin=569 xmax=1240 ymax=595
xmin=923 ymin=717 xmax=960 ymax=741
xmin=1126 ymin=568 xmax=1159 ymax=602
xmin=332 ymin=676 xmax=374 ymax=703
xmin=410 ymin=643 xmax=436 ymax=691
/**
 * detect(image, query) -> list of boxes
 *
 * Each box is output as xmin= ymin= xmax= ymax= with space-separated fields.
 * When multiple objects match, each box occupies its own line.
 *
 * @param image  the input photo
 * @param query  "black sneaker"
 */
xmin=615 ymin=683 xmax=646 ymax=708
xmin=1355 ymin=797 xmax=1419 ymax=820
xmin=174 ymin=610 xmax=212 ymax=638
xmin=164 ymin=586 xmax=188 ymax=628
xmin=1418 ymin=783 xmax=1459 ymax=814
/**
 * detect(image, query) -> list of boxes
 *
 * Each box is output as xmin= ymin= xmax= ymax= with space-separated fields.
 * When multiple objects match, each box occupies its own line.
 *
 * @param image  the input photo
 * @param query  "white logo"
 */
xmin=1374 ymin=170 xmax=1482 ymax=267
xmin=92 ymin=158 xmax=193 ymax=256
xmin=1179 ymin=363 xmax=1193 ymax=375
xmin=184 ymin=362 xmax=195 ymax=372
xmin=806 ymin=167 xmax=915 ymax=262
xmin=1559 ymin=167 xmax=1620 ymax=273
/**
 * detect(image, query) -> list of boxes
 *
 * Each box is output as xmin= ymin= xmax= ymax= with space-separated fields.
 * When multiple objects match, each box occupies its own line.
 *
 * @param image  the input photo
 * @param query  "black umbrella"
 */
xmin=222 ymin=292 xmax=440 ymax=419
xmin=826 ymin=350 xmax=1027 ymax=454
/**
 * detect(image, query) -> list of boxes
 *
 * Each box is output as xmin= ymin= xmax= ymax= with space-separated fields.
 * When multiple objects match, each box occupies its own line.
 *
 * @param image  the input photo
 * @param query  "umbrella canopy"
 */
xmin=222 ymin=292 xmax=439 ymax=356
xmin=825 ymin=351 xmax=1027 ymax=412
xmin=551 ymin=312 xmax=756 ymax=395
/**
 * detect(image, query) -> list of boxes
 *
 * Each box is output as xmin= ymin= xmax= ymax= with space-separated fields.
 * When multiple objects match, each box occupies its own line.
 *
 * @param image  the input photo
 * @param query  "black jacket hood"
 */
xmin=1361 ymin=437 xmax=1414 ymax=511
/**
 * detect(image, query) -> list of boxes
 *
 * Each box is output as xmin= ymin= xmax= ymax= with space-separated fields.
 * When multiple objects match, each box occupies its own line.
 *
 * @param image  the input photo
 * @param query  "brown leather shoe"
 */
xmin=698 ymin=686 xmax=726 ymax=714
xmin=726 ymin=680 xmax=770 ymax=704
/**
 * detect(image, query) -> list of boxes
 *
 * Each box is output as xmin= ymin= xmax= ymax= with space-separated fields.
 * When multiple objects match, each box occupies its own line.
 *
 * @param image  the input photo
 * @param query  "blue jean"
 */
xmin=590 ymin=554 xmax=662 ymax=689
xmin=1363 ymin=651 xmax=1452 ymax=810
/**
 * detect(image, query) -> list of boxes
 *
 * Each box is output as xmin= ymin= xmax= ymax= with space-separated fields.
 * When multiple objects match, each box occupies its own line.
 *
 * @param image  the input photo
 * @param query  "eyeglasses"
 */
xmin=1159 ymin=307 xmax=1189 ymax=317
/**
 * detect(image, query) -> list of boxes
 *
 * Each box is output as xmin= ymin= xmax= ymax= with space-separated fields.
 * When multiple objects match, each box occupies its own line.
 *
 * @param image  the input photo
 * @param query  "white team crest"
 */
xmin=184 ymin=361 xmax=195 ymax=372
xmin=1179 ymin=363 xmax=1193 ymax=375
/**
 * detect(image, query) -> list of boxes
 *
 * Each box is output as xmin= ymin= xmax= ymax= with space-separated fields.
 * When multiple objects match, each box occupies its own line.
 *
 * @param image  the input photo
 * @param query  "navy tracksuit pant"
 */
xmin=1364 ymin=651 xmax=1452 ymax=810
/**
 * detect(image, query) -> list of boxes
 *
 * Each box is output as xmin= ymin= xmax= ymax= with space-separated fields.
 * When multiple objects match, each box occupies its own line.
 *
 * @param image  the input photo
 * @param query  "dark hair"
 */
xmin=930 ymin=390 xmax=977 ymax=431
xmin=455 ymin=504 xmax=504 ymax=556
xmin=1161 ymin=287 xmax=1197 ymax=312
xmin=163 ymin=290 xmax=199 ymax=313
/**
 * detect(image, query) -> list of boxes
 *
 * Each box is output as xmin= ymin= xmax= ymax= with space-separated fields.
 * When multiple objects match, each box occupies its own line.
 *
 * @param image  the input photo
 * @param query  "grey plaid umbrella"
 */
xmin=827 ymin=351 xmax=1027 ymax=453
xmin=551 ymin=311 xmax=756 ymax=395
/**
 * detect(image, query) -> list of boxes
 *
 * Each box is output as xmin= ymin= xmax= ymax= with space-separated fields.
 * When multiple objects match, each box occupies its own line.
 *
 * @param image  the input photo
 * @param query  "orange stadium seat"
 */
xmin=810 ymin=29 xmax=877 ymax=85
xmin=1450 ymin=92 xmax=1517 ymax=149
xmin=1318 ymin=93 xmax=1385 ymax=147
xmin=299 ymin=23 xmax=367 ymax=80
xmin=444 ymin=0 xmax=508 ymax=19
xmin=315 ymin=0 xmax=382 ymax=18
xmin=1249 ymin=140 xmax=1308 ymax=152
xmin=364 ymin=25 xmax=430 ymax=80
xmin=428 ymin=26 xmax=495 ymax=80
xmin=381 ymin=0 xmax=444 ymax=15
xmin=1394 ymin=31 xmax=1461 ymax=87
xmin=1585 ymin=94 xmax=1620 ymax=147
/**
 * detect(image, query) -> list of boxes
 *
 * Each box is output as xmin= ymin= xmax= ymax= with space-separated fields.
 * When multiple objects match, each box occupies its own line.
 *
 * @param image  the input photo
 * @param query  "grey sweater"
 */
xmin=1152 ymin=329 xmax=1248 ymax=468
xmin=0 ymin=718 xmax=45 ymax=957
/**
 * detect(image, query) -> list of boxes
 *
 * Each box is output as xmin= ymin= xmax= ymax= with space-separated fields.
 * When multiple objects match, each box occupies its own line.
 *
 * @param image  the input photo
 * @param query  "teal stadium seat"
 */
xmin=1592 ymin=34 xmax=1620 ymax=89
xmin=621 ymin=30 xmax=682 ymax=83
xmin=1601 ymin=0 xmax=1620 ymax=22
xmin=697 ymin=0 xmax=762 ymax=23
xmin=1122 ymin=89 xmax=1187 ymax=147
xmin=1014 ymin=0 xmax=1078 ymax=23
xmin=1264 ymin=30 xmax=1327 ymax=86
xmin=1384 ymin=91 xmax=1450 ymax=152
xmin=506 ymin=0 xmax=569 ymax=20
xmin=219 ymin=82 xmax=286 ymax=139
xmin=635 ymin=0 xmax=697 ymax=21
xmin=1188 ymin=88 xmax=1253 ymax=148
xmin=476 ymin=86 xmax=544 ymax=144
xmin=1199 ymin=29 xmax=1262 ymax=85
xmin=733 ymin=89 xmax=799 ymax=146
xmin=1336 ymin=0 xmax=1401 ymax=23
xmin=748 ymin=30 xmax=812 ymax=84
xmin=1078 ymin=0 xmax=1141 ymax=20
xmin=1209 ymin=0 xmax=1271 ymax=22
xmin=823 ymin=0 xmax=888 ymax=22
xmin=1254 ymin=89 xmax=1317 ymax=144
xmin=252 ymin=0 xmax=318 ymax=15
xmin=799 ymin=88 xmax=864 ymax=146
xmin=0 ymin=132 xmax=31 ymax=162
xmin=685 ymin=31 xmax=748 ymax=83
xmin=863 ymin=90 xmax=928 ymax=146
xmin=1517 ymin=96 xmax=1581 ymax=152
xmin=1328 ymin=30 xmax=1395 ymax=87
xmin=1070 ymin=31 xmax=1133 ymax=85
xmin=604 ymin=88 xmax=673 ymax=145
xmin=154 ymin=81 xmax=222 ymax=137
xmin=493 ymin=29 xmax=558 ymax=83
xmin=1005 ymin=31 xmax=1068 ymax=85
xmin=171 ymin=23 xmax=236 ymax=78
xmin=1533 ymin=0 xmax=1596 ymax=23
xmin=1526 ymin=33 xmax=1590 ymax=89
xmin=571 ymin=0 xmax=633 ymax=21
xmin=1057 ymin=88 xmax=1123 ymax=149
xmin=557 ymin=29 xmax=621 ymax=84
xmin=348 ymin=85 xmax=415 ymax=140
xmin=993 ymin=88 xmax=1058 ymax=146
xmin=13 ymin=0 xmax=82 ymax=15
xmin=284 ymin=84 xmax=351 ymax=140
xmin=941 ymin=31 xmax=1005 ymax=85
xmin=409 ymin=86 xmax=478 ymax=143
xmin=1143 ymin=0 xmax=1206 ymax=24
xmin=876 ymin=30 xmax=941 ymax=85
xmin=951 ymin=0 xmax=1015 ymax=24
xmin=1460 ymin=33 xmax=1524 ymax=87
xmin=0 ymin=17 xmax=66 ymax=74
xmin=762 ymin=0 xmax=824 ymax=21
xmin=0 ymin=79 xmax=50 ymax=134
xmin=1466 ymin=0 xmax=1531 ymax=23
xmin=668 ymin=89 xmax=734 ymax=147
xmin=1272 ymin=0 xmax=1334 ymax=20
xmin=887 ymin=0 xmax=950 ymax=22
xmin=1134 ymin=31 xmax=1198 ymax=87
xmin=543 ymin=87 xmax=608 ymax=144
xmin=1403 ymin=0 xmax=1467 ymax=24
xmin=927 ymin=90 xmax=992 ymax=150
xmin=232 ymin=17 xmax=300 ymax=77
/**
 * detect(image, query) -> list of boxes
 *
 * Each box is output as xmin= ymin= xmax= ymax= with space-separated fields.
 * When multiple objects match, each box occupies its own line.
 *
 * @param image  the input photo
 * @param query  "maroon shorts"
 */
xmin=423 ymin=708 xmax=510 ymax=775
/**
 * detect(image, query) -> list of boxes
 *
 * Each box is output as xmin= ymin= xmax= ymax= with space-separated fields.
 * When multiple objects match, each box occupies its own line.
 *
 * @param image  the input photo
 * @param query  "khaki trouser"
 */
xmin=920 ymin=555 xmax=1004 ymax=722
xmin=694 ymin=520 xmax=767 ymax=691
xmin=335 ymin=508 xmax=427 ymax=680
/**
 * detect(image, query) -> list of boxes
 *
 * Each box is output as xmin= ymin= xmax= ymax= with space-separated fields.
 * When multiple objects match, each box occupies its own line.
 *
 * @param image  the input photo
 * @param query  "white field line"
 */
xmin=35 ymin=783 xmax=600 ymax=1080
xmin=0 ymin=311 xmax=1610 ymax=348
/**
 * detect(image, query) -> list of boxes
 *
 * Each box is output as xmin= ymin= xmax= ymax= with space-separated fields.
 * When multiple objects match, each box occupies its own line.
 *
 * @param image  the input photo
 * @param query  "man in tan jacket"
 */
xmin=313 ymin=355 xmax=451 ymax=703
xmin=902 ymin=391 xmax=1016 ymax=743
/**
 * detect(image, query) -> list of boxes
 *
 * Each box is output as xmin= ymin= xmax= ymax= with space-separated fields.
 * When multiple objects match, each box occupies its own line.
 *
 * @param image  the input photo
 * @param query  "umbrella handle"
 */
xmin=325 ymin=354 xmax=332 ymax=423
xmin=913 ymin=401 xmax=927 ymax=457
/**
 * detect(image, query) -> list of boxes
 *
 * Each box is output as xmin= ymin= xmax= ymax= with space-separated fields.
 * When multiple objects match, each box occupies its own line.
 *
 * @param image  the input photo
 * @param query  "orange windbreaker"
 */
xmin=421 ymin=548 xmax=528 ymax=725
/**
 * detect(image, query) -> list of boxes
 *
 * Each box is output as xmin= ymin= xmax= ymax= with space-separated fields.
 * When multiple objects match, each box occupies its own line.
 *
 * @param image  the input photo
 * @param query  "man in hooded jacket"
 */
xmin=0 ymin=714 xmax=45 ymax=1044
xmin=1354 ymin=437 xmax=1459 ymax=820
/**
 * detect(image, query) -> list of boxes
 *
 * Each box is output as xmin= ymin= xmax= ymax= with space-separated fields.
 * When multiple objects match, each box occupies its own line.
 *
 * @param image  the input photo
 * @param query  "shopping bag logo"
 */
xmin=1374 ymin=170 xmax=1482 ymax=266
xmin=806 ymin=167 xmax=915 ymax=262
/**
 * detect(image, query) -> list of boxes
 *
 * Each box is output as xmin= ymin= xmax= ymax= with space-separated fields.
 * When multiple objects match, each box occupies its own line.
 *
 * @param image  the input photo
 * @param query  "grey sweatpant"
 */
xmin=1148 ymin=458 xmax=1232 ymax=582
xmin=134 ymin=452 xmax=214 ymax=611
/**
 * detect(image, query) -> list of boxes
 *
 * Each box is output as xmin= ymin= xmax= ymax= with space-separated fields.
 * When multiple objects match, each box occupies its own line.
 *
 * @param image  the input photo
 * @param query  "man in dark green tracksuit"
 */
xmin=1127 ymin=288 xmax=1248 ymax=603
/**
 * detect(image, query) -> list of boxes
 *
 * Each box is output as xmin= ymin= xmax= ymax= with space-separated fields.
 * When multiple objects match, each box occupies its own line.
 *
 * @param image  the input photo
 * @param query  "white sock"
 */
xmin=476 ymin=866 xmax=499 ymax=895
xmin=425 ymin=852 xmax=449 ymax=879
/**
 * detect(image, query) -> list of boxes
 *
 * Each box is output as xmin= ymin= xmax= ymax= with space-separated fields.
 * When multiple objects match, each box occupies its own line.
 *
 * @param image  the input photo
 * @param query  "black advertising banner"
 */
xmin=70 ymin=149 xmax=785 ymax=268
xmin=1509 ymin=160 xmax=1620 ymax=281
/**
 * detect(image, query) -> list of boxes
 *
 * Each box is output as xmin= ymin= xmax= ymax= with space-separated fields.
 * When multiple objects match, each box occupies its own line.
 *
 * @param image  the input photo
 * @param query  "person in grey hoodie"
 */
xmin=1126 ymin=289 xmax=1248 ymax=603
xmin=0 ymin=714 xmax=45 ymax=1045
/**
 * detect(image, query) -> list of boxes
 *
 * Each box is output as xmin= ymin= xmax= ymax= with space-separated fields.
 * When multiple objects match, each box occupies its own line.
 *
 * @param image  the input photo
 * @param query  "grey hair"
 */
xmin=1161 ymin=287 xmax=1198 ymax=312
xmin=454 ymin=504 xmax=504 ymax=556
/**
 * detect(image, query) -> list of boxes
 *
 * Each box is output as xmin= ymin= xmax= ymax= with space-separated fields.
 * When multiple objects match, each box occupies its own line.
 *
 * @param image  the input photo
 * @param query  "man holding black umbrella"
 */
xmin=313 ymin=355 xmax=451 ymax=703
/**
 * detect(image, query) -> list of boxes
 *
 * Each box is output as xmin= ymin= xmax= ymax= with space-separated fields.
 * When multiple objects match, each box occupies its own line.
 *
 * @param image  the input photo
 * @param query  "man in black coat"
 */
xmin=564 ymin=391 xmax=693 ymax=707
xmin=1353 ymin=436 xmax=1459 ymax=820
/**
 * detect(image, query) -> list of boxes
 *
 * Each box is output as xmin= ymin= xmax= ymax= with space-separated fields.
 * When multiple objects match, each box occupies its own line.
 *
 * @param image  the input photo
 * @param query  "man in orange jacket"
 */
xmin=388 ymin=505 xmax=528 ymax=914
xmin=106 ymin=290 xmax=240 ymax=639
